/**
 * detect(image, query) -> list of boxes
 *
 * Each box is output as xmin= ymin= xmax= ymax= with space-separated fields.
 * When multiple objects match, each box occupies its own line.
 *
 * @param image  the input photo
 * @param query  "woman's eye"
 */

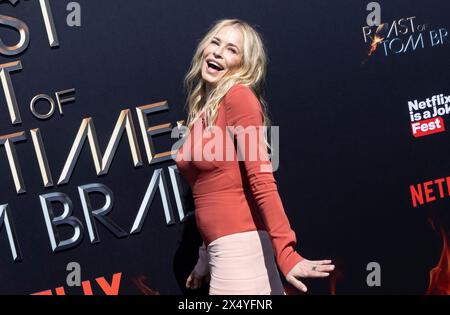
xmin=228 ymin=48 xmax=237 ymax=54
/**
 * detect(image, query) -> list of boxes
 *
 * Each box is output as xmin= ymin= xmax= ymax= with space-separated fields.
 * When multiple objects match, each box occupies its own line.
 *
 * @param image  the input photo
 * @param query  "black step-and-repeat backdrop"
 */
xmin=0 ymin=0 xmax=448 ymax=295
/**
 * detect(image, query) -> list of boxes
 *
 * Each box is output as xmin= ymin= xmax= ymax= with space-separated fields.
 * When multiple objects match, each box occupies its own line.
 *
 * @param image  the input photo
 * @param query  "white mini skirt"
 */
xmin=206 ymin=230 xmax=286 ymax=295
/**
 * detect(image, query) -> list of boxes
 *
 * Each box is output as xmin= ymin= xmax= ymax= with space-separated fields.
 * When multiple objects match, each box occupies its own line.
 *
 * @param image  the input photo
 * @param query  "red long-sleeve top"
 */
xmin=175 ymin=84 xmax=303 ymax=277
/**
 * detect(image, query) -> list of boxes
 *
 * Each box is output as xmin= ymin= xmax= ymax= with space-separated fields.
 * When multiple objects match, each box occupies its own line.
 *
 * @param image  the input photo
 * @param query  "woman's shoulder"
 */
xmin=223 ymin=84 xmax=263 ymax=122
xmin=225 ymin=83 xmax=256 ymax=99
xmin=224 ymin=84 xmax=260 ymax=108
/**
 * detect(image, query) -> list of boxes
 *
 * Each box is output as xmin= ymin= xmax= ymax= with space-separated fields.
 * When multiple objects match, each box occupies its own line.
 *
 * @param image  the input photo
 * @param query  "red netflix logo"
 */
xmin=410 ymin=176 xmax=450 ymax=207
xmin=411 ymin=117 xmax=445 ymax=137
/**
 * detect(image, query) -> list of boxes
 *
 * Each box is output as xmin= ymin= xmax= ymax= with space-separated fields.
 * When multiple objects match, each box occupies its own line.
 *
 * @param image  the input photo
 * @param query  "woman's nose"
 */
xmin=213 ymin=46 xmax=224 ymax=58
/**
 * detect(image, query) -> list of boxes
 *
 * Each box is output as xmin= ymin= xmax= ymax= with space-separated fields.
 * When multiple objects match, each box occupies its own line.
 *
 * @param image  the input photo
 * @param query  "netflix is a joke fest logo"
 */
xmin=409 ymin=93 xmax=450 ymax=138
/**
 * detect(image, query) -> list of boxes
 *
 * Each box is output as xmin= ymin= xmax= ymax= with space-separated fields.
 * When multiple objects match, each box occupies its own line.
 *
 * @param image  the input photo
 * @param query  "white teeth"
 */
xmin=207 ymin=60 xmax=224 ymax=70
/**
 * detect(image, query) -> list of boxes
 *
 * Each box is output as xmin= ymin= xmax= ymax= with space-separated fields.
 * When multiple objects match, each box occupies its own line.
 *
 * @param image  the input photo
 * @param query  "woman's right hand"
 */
xmin=185 ymin=269 xmax=210 ymax=289
xmin=186 ymin=242 xmax=210 ymax=289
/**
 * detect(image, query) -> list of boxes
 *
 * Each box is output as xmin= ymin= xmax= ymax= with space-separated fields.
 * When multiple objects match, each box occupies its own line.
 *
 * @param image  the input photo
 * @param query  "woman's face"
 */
xmin=201 ymin=25 xmax=244 ymax=89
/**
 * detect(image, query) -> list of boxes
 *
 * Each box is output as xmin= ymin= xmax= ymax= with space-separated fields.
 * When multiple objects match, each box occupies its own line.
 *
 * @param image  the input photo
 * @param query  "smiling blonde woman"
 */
xmin=175 ymin=18 xmax=334 ymax=295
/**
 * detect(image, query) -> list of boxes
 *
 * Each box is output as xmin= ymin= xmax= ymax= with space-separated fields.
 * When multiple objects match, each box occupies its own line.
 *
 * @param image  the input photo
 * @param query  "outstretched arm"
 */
xmin=223 ymin=84 xmax=334 ymax=292
xmin=223 ymin=84 xmax=304 ymax=277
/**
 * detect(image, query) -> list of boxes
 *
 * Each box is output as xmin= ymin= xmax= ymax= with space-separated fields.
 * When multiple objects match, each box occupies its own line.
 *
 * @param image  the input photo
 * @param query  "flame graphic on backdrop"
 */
xmin=426 ymin=225 xmax=450 ymax=294
xmin=131 ymin=275 xmax=160 ymax=295
xmin=368 ymin=35 xmax=385 ymax=57
xmin=362 ymin=23 xmax=388 ymax=65
xmin=330 ymin=265 xmax=344 ymax=295
xmin=367 ymin=23 xmax=388 ymax=57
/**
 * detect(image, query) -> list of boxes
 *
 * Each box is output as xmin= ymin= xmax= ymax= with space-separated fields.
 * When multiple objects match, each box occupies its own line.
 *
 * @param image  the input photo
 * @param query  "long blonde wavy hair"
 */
xmin=183 ymin=19 xmax=271 ymax=130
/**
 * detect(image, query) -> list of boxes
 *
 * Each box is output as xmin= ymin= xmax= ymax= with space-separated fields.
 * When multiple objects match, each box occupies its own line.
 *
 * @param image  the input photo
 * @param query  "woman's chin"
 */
xmin=201 ymin=75 xmax=219 ymax=87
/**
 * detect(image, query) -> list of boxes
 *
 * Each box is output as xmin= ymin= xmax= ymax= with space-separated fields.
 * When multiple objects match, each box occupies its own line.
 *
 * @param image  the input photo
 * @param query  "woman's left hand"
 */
xmin=285 ymin=258 xmax=335 ymax=293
